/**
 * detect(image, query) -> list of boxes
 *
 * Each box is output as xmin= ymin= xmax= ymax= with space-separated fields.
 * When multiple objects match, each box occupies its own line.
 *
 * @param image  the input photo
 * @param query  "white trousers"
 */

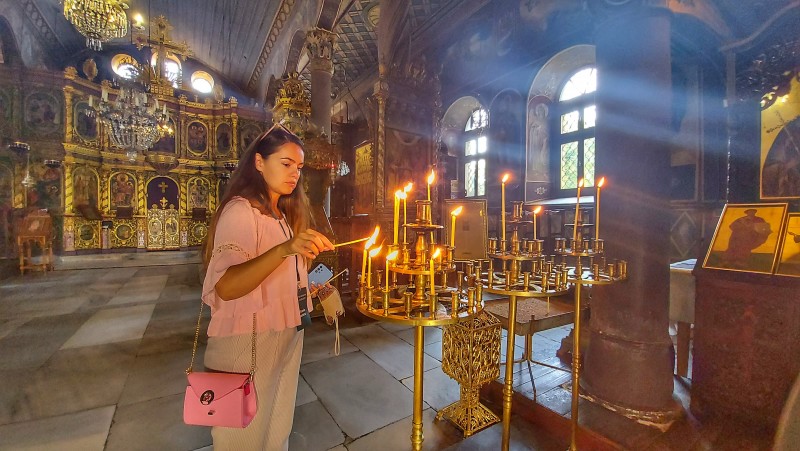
xmin=204 ymin=328 xmax=304 ymax=451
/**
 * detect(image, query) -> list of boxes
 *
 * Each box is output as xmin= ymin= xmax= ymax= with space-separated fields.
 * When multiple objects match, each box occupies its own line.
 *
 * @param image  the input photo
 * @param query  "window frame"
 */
xmin=462 ymin=108 xmax=489 ymax=198
xmin=552 ymin=66 xmax=597 ymax=198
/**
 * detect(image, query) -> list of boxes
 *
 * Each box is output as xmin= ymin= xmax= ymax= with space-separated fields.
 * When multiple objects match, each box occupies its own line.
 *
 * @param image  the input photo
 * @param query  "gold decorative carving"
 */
xmin=306 ymin=28 xmax=336 ymax=74
xmin=437 ymin=310 xmax=501 ymax=437
xmin=74 ymin=218 xmax=100 ymax=249
xmin=111 ymin=219 xmax=137 ymax=248
xmin=82 ymin=58 xmax=98 ymax=81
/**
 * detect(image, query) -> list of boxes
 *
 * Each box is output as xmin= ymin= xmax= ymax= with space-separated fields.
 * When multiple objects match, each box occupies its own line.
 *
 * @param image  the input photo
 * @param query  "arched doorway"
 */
xmin=146 ymin=176 xmax=180 ymax=250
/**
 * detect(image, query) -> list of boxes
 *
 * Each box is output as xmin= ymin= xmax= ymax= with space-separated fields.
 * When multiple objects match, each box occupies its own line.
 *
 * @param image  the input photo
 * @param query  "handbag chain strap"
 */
xmin=186 ymin=301 xmax=257 ymax=379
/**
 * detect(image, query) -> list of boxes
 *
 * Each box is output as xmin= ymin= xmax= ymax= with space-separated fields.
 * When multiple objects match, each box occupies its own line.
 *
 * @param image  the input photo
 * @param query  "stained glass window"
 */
xmin=463 ymin=108 xmax=488 ymax=197
xmin=556 ymin=67 xmax=597 ymax=191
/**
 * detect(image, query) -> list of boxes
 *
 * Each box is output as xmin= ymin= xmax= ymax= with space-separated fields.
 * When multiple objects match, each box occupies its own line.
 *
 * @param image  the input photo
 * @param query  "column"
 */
xmin=306 ymin=28 xmax=336 ymax=136
xmin=582 ymin=6 xmax=679 ymax=419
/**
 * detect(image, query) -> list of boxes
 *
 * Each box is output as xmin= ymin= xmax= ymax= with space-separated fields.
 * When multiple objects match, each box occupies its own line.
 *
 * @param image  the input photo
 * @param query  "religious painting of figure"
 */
xmin=240 ymin=124 xmax=261 ymax=152
xmin=0 ymin=88 xmax=10 ymax=124
xmin=151 ymin=118 xmax=176 ymax=153
xmin=187 ymin=121 xmax=207 ymax=153
xmin=703 ymin=203 xmax=787 ymax=274
xmin=526 ymin=98 xmax=551 ymax=183
xmin=24 ymin=92 xmax=61 ymax=134
xmin=73 ymin=166 xmax=98 ymax=208
xmin=74 ymin=101 xmax=97 ymax=140
xmin=0 ymin=163 xmax=12 ymax=208
xmin=188 ymin=178 xmax=209 ymax=210
xmin=111 ymin=172 xmax=135 ymax=208
xmin=776 ymin=213 xmax=800 ymax=277
xmin=353 ymin=141 xmax=374 ymax=215
xmin=761 ymin=113 xmax=800 ymax=198
xmin=385 ymin=129 xmax=427 ymax=202
xmin=26 ymin=164 xmax=61 ymax=210
xmin=216 ymin=123 xmax=232 ymax=155
xmin=761 ymin=80 xmax=800 ymax=199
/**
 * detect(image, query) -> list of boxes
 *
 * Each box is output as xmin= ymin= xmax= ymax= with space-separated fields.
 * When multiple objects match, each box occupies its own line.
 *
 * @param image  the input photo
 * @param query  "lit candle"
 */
xmin=595 ymin=177 xmax=605 ymax=240
xmin=386 ymin=250 xmax=398 ymax=292
xmin=368 ymin=244 xmax=383 ymax=287
xmin=450 ymin=206 xmax=463 ymax=247
xmin=430 ymin=247 xmax=441 ymax=299
xmin=427 ymin=170 xmax=435 ymax=201
xmin=101 ymin=86 xmax=108 ymax=102
xmin=573 ymin=178 xmax=585 ymax=246
xmin=360 ymin=226 xmax=380 ymax=285
xmin=403 ymin=182 xmax=412 ymax=241
xmin=532 ymin=206 xmax=542 ymax=240
xmin=393 ymin=190 xmax=403 ymax=245
xmin=88 ymin=95 xmax=94 ymax=108
xmin=501 ymin=174 xmax=509 ymax=243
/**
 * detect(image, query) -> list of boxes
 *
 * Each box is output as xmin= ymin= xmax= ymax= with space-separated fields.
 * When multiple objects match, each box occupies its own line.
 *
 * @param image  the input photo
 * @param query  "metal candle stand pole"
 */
xmin=356 ymin=199 xmax=483 ymax=451
xmin=483 ymin=200 xmax=627 ymax=451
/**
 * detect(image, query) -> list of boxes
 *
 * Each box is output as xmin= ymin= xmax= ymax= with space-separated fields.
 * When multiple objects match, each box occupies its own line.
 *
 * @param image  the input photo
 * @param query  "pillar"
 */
xmin=583 ymin=6 xmax=679 ymax=419
xmin=306 ymin=28 xmax=336 ymax=136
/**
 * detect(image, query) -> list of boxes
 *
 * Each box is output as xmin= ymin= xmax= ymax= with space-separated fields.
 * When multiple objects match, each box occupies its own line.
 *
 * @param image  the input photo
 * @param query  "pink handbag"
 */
xmin=183 ymin=304 xmax=258 ymax=428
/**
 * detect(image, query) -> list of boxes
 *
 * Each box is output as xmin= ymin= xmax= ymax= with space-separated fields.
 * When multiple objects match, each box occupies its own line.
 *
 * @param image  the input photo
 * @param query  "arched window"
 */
xmin=464 ymin=108 xmax=488 ymax=197
xmin=151 ymin=52 xmax=182 ymax=88
xmin=191 ymin=71 xmax=214 ymax=93
xmin=111 ymin=54 xmax=138 ymax=80
xmin=556 ymin=67 xmax=596 ymax=190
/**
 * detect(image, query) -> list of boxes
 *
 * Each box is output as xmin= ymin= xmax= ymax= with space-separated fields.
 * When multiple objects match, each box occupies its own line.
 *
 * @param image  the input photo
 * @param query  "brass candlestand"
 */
xmin=356 ymin=199 xmax=482 ymax=451
xmin=553 ymin=237 xmax=626 ymax=451
xmin=482 ymin=199 xmax=627 ymax=451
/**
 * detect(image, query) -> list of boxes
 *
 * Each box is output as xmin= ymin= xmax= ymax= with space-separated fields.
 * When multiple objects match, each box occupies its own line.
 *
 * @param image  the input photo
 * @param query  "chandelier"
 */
xmin=63 ymin=0 xmax=129 ymax=51
xmin=88 ymin=64 xmax=172 ymax=161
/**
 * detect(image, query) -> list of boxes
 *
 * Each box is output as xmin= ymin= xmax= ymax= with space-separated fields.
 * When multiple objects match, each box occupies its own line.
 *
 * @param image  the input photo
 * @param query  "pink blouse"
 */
xmin=202 ymin=196 xmax=310 ymax=337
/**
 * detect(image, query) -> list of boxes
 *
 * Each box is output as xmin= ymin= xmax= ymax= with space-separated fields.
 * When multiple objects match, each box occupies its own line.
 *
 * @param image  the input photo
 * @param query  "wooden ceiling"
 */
xmin=22 ymin=0 xmax=800 ymax=99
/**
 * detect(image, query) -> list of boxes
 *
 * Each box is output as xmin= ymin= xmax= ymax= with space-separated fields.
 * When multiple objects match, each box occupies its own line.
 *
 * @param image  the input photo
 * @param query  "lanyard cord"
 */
xmin=276 ymin=217 xmax=302 ymax=285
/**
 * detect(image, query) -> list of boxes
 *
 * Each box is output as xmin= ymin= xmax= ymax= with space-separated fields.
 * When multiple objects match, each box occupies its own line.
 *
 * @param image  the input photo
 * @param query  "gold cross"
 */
xmin=158 ymin=182 xmax=168 ymax=193
xmin=160 ymin=197 xmax=168 ymax=208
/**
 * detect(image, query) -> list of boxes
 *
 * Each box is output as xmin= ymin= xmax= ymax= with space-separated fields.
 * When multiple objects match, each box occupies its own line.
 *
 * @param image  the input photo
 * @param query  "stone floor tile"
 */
xmin=118 ymin=347 xmax=196 ymax=406
xmin=105 ymin=393 xmax=211 ymax=451
xmin=341 ymin=324 xmax=440 ymax=379
xmin=401 ymin=366 xmax=461 ymax=411
xmin=301 ymin=351 xmax=413 ymax=439
xmin=61 ymin=304 xmax=155 ymax=349
xmin=301 ymin=326 xmax=359 ymax=364
xmin=346 ymin=408 xmax=461 ymax=451
xmin=290 ymin=400 xmax=345 ymax=450
xmin=0 ymin=405 xmax=115 ymax=451
xmin=296 ymin=374 xmax=317 ymax=407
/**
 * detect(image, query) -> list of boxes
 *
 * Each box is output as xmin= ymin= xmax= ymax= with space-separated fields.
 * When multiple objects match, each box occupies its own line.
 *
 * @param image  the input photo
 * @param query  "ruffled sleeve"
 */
xmin=201 ymin=197 xmax=263 ymax=317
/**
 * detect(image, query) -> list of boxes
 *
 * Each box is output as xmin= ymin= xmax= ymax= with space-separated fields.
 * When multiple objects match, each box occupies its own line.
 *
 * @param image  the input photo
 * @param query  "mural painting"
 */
xmin=761 ymin=78 xmax=800 ymax=199
xmin=111 ymin=172 xmax=136 ymax=208
xmin=152 ymin=118 xmax=176 ymax=153
xmin=216 ymin=123 xmax=232 ymax=155
xmin=27 ymin=164 xmax=61 ymax=210
xmin=73 ymin=166 xmax=98 ymax=208
xmin=187 ymin=121 xmax=208 ymax=154
xmin=73 ymin=101 xmax=97 ymax=140
xmin=188 ymin=177 xmax=210 ymax=209
xmin=240 ymin=124 xmax=261 ymax=152
xmin=24 ymin=91 xmax=61 ymax=134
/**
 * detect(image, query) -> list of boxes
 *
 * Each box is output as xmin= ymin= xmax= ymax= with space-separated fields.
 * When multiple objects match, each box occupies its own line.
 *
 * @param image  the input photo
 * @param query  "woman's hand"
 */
xmin=285 ymin=229 xmax=334 ymax=259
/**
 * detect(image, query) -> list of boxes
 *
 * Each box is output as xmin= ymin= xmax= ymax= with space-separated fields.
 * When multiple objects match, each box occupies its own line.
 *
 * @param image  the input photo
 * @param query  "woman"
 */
xmin=201 ymin=124 xmax=334 ymax=450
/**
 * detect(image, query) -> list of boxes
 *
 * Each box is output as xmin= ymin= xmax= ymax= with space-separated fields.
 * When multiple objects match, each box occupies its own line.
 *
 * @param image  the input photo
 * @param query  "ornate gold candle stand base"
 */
xmin=437 ymin=309 xmax=502 ymax=437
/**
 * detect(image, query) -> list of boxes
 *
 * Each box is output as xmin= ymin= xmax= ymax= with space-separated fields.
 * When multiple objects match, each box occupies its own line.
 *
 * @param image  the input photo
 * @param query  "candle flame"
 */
xmin=394 ymin=189 xmax=403 ymax=198
xmin=369 ymin=244 xmax=383 ymax=258
xmin=431 ymin=247 xmax=441 ymax=259
xmin=597 ymin=177 xmax=605 ymax=188
xmin=365 ymin=226 xmax=380 ymax=249
xmin=404 ymin=182 xmax=413 ymax=193
xmin=501 ymin=173 xmax=510 ymax=184
xmin=397 ymin=191 xmax=407 ymax=200
xmin=451 ymin=206 xmax=463 ymax=216
xmin=427 ymin=170 xmax=435 ymax=185
xmin=386 ymin=250 xmax=399 ymax=261
xmin=577 ymin=178 xmax=585 ymax=188
xmin=533 ymin=206 xmax=542 ymax=215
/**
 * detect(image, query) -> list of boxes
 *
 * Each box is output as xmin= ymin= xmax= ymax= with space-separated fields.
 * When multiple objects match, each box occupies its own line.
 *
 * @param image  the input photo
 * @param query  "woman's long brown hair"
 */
xmin=203 ymin=126 xmax=312 ymax=268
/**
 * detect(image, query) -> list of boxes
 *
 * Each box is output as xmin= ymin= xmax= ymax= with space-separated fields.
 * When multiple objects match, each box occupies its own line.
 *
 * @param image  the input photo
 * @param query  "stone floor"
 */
xmin=0 ymin=258 xmax=570 ymax=451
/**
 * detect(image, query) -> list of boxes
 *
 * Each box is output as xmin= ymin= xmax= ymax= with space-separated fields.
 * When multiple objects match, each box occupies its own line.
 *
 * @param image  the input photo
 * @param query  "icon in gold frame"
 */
xmin=776 ymin=213 xmax=800 ymax=277
xmin=703 ymin=203 xmax=787 ymax=274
